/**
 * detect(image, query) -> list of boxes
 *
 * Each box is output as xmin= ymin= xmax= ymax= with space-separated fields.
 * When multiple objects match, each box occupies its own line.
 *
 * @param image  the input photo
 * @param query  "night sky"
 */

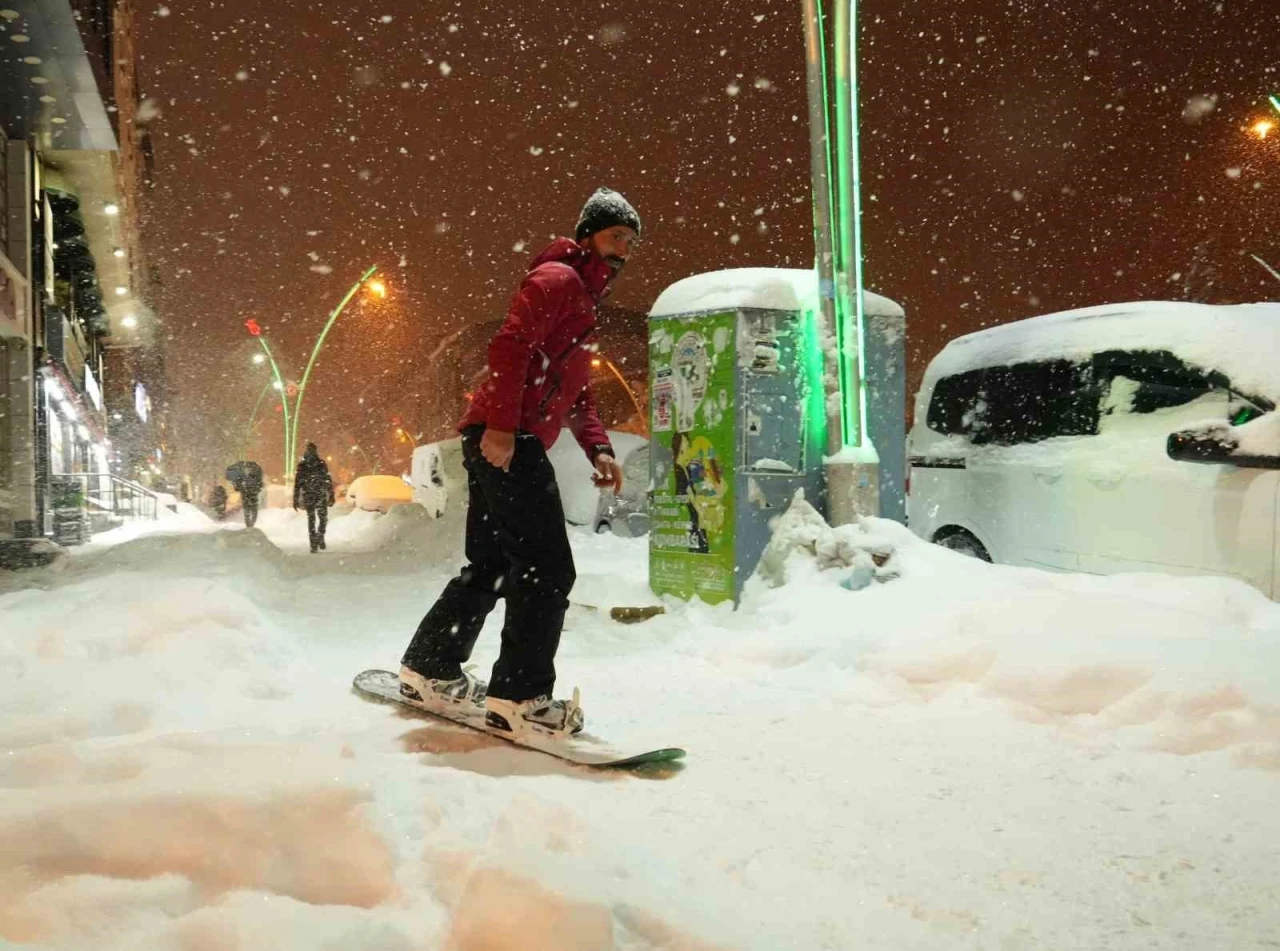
xmin=137 ymin=0 xmax=1278 ymax=482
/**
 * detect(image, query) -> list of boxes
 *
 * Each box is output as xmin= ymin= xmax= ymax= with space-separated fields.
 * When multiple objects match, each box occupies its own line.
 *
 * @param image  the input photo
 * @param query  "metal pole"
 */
xmin=800 ymin=0 xmax=843 ymax=461
xmin=255 ymin=337 xmax=291 ymax=485
xmin=290 ymin=265 xmax=378 ymax=468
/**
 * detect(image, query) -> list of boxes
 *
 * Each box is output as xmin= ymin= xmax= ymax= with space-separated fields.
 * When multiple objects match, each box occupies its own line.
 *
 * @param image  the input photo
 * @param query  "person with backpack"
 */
xmin=293 ymin=443 xmax=335 ymax=552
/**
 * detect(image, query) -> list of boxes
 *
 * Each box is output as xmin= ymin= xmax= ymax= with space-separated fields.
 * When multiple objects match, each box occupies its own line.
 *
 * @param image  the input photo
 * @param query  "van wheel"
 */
xmin=595 ymin=521 xmax=611 ymax=535
xmin=933 ymin=528 xmax=992 ymax=562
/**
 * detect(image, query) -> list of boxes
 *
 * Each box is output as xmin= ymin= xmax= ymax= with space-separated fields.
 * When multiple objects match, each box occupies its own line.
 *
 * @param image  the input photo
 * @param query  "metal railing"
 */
xmin=53 ymin=472 xmax=161 ymax=521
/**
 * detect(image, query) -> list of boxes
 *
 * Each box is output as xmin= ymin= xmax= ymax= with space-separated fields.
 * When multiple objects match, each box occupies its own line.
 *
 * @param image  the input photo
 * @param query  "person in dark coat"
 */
xmin=398 ymin=187 xmax=637 ymax=738
xmin=227 ymin=460 xmax=265 ymax=529
xmin=293 ymin=443 xmax=334 ymax=552
xmin=209 ymin=484 xmax=228 ymax=521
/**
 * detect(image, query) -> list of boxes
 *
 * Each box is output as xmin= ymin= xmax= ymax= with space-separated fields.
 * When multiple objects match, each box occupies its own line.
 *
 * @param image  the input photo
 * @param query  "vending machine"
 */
xmin=646 ymin=268 xmax=904 ymax=605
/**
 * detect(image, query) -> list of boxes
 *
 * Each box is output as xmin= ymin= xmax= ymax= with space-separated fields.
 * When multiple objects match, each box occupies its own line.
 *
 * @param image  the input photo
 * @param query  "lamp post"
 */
xmin=289 ymin=265 xmax=380 ymax=470
xmin=801 ymin=0 xmax=875 ymax=525
xmin=591 ymin=356 xmax=648 ymax=435
xmin=241 ymin=377 xmax=275 ymax=458
xmin=245 ymin=318 xmax=293 ymax=483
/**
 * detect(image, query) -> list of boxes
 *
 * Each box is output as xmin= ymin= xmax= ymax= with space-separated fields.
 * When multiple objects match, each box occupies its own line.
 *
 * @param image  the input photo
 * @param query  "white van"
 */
xmin=907 ymin=301 xmax=1280 ymax=597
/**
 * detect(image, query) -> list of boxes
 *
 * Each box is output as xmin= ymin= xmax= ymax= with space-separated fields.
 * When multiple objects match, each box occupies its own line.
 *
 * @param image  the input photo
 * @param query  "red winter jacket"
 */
xmin=459 ymin=238 xmax=616 ymax=462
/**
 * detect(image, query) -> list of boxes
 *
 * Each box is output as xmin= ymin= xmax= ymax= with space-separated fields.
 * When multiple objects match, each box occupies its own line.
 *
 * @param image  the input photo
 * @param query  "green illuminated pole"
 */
xmin=800 ymin=0 xmax=841 ymax=457
xmin=1270 ymin=95 xmax=1280 ymax=116
xmin=835 ymin=0 xmax=868 ymax=449
xmin=254 ymin=337 xmax=293 ymax=485
xmin=241 ymin=378 xmax=274 ymax=457
xmin=289 ymin=265 xmax=378 ymax=471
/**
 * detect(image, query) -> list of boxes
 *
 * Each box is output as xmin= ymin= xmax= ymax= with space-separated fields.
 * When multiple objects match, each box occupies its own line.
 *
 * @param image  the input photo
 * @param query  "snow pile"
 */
xmin=921 ymin=300 xmax=1280 ymax=405
xmin=2 ymin=497 xmax=1279 ymax=949
xmin=650 ymin=267 xmax=903 ymax=320
xmin=753 ymin=491 xmax=899 ymax=589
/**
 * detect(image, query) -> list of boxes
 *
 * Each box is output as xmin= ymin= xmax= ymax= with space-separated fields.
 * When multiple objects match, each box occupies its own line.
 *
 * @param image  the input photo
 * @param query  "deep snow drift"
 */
xmin=1 ymin=499 xmax=1278 ymax=950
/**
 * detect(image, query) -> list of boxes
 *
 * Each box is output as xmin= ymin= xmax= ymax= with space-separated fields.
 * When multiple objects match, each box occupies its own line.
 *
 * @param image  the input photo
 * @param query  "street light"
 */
xmin=1254 ymin=119 xmax=1274 ymax=140
xmin=289 ymin=265 xmax=380 ymax=468
xmin=591 ymin=355 xmax=647 ymax=435
xmin=368 ymin=279 xmax=388 ymax=298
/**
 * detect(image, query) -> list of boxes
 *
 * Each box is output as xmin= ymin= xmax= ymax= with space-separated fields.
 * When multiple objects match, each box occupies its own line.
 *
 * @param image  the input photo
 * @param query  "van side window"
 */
xmin=1093 ymin=350 xmax=1215 ymax=415
xmin=927 ymin=359 xmax=1099 ymax=446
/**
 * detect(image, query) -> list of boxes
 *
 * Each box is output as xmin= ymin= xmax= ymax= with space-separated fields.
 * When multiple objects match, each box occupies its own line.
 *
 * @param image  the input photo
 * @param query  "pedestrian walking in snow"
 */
xmin=227 ymin=460 xmax=264 ymax=529
xmin=209 ymin=484 xmax=228 ymax=521
xmin=398 ymin=187 xmax=638 ymax=737
xmin=293 ymin=443 xmax=334 ymax=553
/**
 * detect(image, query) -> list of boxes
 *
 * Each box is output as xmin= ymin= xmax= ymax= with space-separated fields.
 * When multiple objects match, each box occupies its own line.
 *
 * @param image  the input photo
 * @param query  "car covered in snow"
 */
xmin=908 ymin=300 xmax=1280 ymax=597
xmin=344 ymin=474 xmax=415 ymax=514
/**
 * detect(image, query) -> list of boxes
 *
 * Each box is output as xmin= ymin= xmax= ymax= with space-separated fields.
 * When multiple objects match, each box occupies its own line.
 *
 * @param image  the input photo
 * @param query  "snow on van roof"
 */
xmin=923 ymin=300 xmax=1280 ymax=400
xmin=649 ymin=267 xmax=904 ymax=319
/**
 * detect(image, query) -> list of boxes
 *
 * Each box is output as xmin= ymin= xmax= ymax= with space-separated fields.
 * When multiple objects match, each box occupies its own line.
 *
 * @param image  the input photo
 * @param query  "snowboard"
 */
xmin=352 ymin=669 xmax=685 ymax=769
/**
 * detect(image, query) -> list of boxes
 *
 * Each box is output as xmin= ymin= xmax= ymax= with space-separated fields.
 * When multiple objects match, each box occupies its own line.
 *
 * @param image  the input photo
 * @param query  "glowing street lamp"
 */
xmin=289 ymin=265 xmax=379 ymax=468
xmin=368 ymin=279 xmax=388 ymax=299
xmin=1254 ymin=119 xmax=1274 ymax=140
xmin=591 ymin=356 xmax=647 ymax=434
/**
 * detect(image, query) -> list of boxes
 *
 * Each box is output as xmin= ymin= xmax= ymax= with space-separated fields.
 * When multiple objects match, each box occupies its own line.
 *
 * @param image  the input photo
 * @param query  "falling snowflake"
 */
xmin=309 ymin=265 xmax=333 ymax=275
xmin=235 ymin=70 xmax=249 ymax=81
xmin=729 ymin=234 xmax=741 ymax=245
xmin=529 ymin=146 xmax=544 ymax=156
xmin=157 ymin=5 xmax=170 ymax=15
xmin=754 ymin=77 xmax=772 ymax=91
xmin=1182 ymin=94 xmax=1218 ymax=125
xmin=1226 ymin=167 xmax=1242 ymax=179
xmin=439 ymin=62 xmax=452 ymax=77
xmin=1011 ymin=189 xmax=1026 ymax=202
xmin=726 ymin=83 xmax=741 ymax=97
xmin=380 ymin=14 xmax=393 ymax=23
xmin=513 ymin=240 xmax=527 ymax=253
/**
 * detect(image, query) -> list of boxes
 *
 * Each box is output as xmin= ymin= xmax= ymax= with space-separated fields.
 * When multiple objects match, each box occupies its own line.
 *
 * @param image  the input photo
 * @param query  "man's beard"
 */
xmin=605 ymin=255 xmax=626 ymax=272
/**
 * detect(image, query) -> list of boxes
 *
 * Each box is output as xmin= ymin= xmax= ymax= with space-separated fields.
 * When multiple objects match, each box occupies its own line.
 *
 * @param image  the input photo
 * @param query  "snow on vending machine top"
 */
xmin=647 ymin=268 xmax=905 ymax=605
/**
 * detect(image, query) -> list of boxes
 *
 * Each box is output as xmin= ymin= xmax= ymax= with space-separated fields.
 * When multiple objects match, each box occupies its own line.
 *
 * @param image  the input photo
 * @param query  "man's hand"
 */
xmin=480 ymin=428 xmax=516 ymax=471
xmin=593 ymin=453 xmax=624 ymax=495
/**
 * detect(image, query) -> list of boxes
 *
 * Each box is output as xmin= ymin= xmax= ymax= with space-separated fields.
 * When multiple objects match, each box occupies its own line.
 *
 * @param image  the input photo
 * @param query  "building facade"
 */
xmin=0 ymin=0 xmax=165 ymax=562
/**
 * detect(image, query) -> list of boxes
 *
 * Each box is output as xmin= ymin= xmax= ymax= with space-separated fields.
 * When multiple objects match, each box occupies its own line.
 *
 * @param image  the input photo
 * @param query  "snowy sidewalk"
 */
xmin=1 ymin=506 xmax=1278 ymax=949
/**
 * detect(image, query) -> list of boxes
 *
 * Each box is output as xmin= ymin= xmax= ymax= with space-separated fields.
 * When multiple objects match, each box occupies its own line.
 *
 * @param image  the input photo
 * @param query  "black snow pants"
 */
xmin=306 ymin=503 xmax=327 ymax=551
xmin=401 ymin=426 xmax=575 ymax=702
xmin=243 ymin=493 xmax=260 ymax=529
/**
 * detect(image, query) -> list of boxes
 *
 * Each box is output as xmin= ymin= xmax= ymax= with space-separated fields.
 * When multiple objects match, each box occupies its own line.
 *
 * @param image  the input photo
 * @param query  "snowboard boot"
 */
xmin=398 ymin=665 xmax=488 ymax=714
xmin=485 ymin=689 xmax=584 ymax=737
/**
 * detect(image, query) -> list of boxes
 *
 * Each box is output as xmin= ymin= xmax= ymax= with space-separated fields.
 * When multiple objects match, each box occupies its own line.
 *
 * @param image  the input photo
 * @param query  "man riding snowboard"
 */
xmin=397 ymin=188 xmax=640 ymax=738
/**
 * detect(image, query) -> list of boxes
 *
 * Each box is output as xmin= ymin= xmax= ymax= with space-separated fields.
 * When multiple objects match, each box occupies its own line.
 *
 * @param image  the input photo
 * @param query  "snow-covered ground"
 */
xmin=2 ymin=500 xmax=1278 ymax=950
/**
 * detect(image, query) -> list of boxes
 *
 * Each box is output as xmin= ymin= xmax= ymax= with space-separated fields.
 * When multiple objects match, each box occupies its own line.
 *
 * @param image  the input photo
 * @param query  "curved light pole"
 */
xmin=245 ymin=319 xmax=293 ymax=482
xmin=591 ymin=356 xmax=648 ymax=435
xmin=240 ymin=378 xmax=275 ymax=457
xmin=289 ymin=265 xmax=379 ymax=470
